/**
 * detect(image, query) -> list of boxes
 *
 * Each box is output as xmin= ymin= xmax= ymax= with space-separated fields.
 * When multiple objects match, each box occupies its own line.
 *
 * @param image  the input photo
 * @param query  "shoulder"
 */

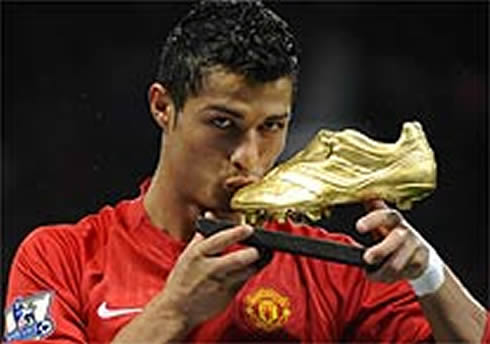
xmin=15 ymin=197 xmax=140 ymax=266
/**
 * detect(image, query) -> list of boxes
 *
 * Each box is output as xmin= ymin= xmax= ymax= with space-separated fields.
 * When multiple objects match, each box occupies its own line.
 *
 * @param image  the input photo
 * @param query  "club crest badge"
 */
xmin=3 ymin=291 xmax=55 ymax=342
xmin=244 ymin=287 xmax=291 ymax=332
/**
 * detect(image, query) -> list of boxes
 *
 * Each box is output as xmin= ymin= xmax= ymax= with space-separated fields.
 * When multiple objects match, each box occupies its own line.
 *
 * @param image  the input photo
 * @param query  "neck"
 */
xmin=143 ymin=165 xmax=201 ymax=242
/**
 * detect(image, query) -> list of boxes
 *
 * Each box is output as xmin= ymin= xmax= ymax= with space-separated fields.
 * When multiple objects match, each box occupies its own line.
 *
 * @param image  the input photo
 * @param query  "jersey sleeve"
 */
xmin=4 ymin=225 xmax=88 ymax=343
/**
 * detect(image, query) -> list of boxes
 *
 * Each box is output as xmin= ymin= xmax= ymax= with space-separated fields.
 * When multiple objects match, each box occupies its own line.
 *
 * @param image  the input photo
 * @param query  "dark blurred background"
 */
xmin=3 ymin=0 xmax=488 ymax=317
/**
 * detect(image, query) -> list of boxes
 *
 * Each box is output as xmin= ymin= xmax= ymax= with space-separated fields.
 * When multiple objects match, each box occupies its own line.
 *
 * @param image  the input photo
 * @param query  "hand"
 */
xmin=157 ymin=222 xmax=260 ymax=330
xmin=113 ymin=221 xmax=259 ymax=343
xmin=356 ymin=199 xmax=430 ymax=283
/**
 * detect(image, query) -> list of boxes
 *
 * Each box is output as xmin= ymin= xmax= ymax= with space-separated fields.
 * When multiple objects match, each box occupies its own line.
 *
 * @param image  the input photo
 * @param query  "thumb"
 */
xmin=204 ymin=211 xmax=218 ymax=220
xmin=187 ymin=231 xmax=204 ymax=249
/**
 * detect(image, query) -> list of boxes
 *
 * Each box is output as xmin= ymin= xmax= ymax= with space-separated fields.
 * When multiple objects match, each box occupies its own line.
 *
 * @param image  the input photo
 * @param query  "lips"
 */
xmin=224 ymin=175 xmax=260 ymax=194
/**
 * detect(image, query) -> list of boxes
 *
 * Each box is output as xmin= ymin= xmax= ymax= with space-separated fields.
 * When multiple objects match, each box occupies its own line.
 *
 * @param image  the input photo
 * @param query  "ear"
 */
xmin=148 ymin=82 xmax=175 ymax=131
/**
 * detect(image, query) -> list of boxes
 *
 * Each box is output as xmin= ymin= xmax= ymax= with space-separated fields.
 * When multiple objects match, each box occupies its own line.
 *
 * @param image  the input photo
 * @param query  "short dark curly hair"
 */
xmin=156 ymin=0 xmax=300 ymax=113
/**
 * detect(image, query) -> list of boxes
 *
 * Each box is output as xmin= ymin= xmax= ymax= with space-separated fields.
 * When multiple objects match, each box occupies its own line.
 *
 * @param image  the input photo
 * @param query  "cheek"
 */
xmin=176 ymin=131 xmax=233 ymax=205
xmin=261 ymin=134 xmax=287 ymax=169
xmin=177 ymin=130 xmax=228 ymax=178
xmin=188 ymin=132 xmax=228 ymax=162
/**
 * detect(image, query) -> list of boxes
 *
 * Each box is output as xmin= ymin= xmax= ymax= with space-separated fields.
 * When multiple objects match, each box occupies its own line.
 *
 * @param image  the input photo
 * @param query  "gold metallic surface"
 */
xmin=231 ymin=121 xmax=437 ymax=224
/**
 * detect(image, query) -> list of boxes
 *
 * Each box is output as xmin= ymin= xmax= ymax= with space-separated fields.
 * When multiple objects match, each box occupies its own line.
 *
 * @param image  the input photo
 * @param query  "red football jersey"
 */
xmin=4 ymin=184 xmax=433 ymax=343
xmin=483 ymin=314 xmax=490 ymax=343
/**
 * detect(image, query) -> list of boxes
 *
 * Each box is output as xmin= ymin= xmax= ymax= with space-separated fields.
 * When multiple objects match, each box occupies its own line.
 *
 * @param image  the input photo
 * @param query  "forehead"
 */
xmin=187 ymin=68 xmax=293 ymax=115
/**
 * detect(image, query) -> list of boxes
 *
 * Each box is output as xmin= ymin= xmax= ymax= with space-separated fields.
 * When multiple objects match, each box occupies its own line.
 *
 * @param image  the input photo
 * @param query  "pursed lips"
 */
xmin=223 ymin=175 xmax=260 ymax=194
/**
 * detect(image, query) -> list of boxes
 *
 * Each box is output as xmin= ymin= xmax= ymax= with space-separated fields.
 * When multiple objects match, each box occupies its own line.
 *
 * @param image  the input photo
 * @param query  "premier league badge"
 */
xmin=3 ymin=291 xmax=55 ymax=341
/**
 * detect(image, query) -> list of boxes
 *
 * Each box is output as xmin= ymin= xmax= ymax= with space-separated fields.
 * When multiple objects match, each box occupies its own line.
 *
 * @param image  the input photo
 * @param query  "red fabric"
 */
xmin=4 ymin=184 xmax=433 ymax=343
xmin=482 ymin=313 xmax=490 ymax=343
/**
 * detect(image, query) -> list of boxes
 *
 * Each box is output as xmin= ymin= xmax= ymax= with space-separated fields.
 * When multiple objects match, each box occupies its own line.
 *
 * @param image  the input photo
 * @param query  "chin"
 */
xmin=207 ymin=203 xmax=233 ymax=216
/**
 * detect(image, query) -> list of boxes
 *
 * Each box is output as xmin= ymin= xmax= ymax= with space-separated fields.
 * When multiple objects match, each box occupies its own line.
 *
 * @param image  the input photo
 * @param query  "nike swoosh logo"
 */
xmin=97 ymin=302 xmax=143 ymax=319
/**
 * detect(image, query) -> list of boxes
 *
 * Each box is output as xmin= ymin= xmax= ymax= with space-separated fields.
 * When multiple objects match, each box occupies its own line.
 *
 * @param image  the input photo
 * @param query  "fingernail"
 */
xmin=364 ymin=251 xmax=380 ymax=264
xmin=242 ymin=224 xmax=254 ymax=234
xmin=193 ymin=232 xmax=204 ymax=240
xmin=363 ymin=252 xmax=371 ymax=263
xmin=356 ymin=219 xmax=366 ymax=231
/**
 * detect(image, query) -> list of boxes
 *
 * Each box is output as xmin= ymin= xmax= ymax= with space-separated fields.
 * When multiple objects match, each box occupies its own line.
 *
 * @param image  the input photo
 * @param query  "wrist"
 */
xmin=112 ymin=296 xmax=191 ymax=343
xmin=408 ymin=245 xmax=445 ymax=297
xmin=151 ymin=296 xmax=192 ymax=339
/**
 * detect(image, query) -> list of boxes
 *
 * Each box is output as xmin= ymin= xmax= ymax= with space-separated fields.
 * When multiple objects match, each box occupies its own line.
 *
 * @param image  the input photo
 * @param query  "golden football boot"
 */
xmin=231 ymin=121 xmax=436 ymax=224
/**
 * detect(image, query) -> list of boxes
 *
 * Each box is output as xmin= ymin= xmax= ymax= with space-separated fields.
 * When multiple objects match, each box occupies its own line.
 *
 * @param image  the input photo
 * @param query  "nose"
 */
xmin=230 ymin=130 xmax=260 ymax=175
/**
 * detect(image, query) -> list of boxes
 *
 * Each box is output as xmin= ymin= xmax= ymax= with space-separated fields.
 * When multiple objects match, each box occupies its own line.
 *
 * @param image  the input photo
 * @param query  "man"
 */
xmin=4 ymin=1 xmax=486 ymax=342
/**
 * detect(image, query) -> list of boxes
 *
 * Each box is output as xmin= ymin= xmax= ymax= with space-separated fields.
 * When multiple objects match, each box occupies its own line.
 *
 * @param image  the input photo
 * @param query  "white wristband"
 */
xmin=408 ymin=245 xmax=445 ymax=297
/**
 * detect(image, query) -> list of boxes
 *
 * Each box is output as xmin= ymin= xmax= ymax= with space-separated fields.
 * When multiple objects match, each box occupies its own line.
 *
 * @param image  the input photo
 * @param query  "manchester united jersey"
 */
xmin=483 ymin=315 xmax=490 ymax=343
xmin=4 ymin=183 xmax=433 ymax=342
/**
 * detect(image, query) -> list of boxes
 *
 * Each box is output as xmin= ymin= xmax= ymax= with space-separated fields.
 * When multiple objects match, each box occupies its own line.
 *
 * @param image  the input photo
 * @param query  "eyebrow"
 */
xmin=205 ymin=105 xmax=244 ymax=119
xmin=204 ymin=105 xmax=290 ymax=120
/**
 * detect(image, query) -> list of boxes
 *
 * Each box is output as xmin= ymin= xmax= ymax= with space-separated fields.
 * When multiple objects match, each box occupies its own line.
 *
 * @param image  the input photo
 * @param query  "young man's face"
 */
xmin=161 ymin=68 xmax=293 ymax=216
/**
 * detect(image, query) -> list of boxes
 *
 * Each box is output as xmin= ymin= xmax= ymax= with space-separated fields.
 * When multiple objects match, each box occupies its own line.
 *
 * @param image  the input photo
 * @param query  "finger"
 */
xmin=204 ymin=210 xmax=243 ymax=225
xmin=363 ymin=227 xmax=407 ymax=265
xmin=178 ymin=232 xmax=205 ymax=261
xmin=371 ymin=227 xmax=390 ymax=241
xmin=364 ymin=199 xmax=388 ymax=212
xmin=208 ymin=264 xmax=257 ymax=285
xmin=368 ymin=239 xmax=417 ymax=282
xmin=389 ymin=239 xmax=418 ymax=274
xmin=204 ymin=211 xmax=218 ymax=220
xmin=198 ymin=225 xmax=254 ymax=256
xmin=350 ymin=238 xmax=365 ymax=249
xmin=368 ymin=263 xmax=396 ymax=284
xmin=212 ymin=247 xmax=260 ymax=275
xmin=178 ymin=232 xmax=206 ymax=262
xmin=356 ymin=208 xmax=403 ymax=234
xmin=186 ymin=231 xmax=205 ymax=249
xmin=225 ymin=266 xmax=260 ymax=294
xmin=405 ymin=246 xmax=429 ymax=279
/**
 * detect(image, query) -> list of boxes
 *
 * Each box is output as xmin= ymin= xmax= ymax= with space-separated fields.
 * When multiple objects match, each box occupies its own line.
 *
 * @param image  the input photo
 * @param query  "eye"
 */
xmin=211 ymin=117 xmax=234 ymax=130
xmin=261 ymin=120 xmax=285 ymax=132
